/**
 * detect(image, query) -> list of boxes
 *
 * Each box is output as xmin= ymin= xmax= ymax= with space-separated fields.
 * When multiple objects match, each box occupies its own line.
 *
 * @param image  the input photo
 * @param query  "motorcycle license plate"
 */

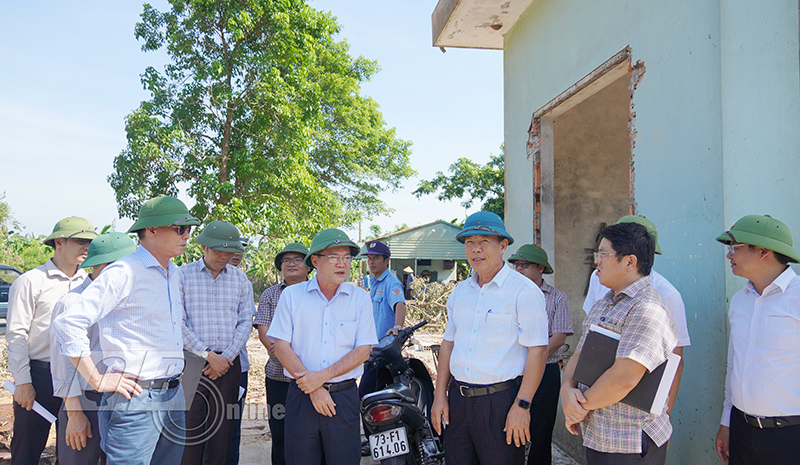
xmin=369 ymin=426 xmax=409 ymax=461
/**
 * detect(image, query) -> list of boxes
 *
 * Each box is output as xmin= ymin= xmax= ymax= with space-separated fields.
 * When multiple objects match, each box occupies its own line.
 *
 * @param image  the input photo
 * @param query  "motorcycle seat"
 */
xmin=362 ymin=383 xmax=415 ymax=404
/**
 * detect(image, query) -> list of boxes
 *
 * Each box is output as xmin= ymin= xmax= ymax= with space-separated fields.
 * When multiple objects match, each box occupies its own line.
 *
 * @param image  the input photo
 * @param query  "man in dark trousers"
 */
xmin=714 ymin=215 xmax=800 ymax=465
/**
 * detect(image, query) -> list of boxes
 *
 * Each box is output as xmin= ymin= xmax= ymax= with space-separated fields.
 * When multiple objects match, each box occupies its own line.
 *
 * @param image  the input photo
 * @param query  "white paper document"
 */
xmin=3 ymin=380 xmax=57 ymax=424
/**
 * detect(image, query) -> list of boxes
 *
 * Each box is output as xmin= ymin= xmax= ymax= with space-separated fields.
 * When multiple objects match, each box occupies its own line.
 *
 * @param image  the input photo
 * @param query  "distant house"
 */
xmin=362 ymin=220 xmax=467 ymax=286
xmin=431 ymin=1 xmax=800 ymax=464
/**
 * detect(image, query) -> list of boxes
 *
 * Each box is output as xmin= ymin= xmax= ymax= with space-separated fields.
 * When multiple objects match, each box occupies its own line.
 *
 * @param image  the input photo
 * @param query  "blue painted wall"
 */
xmin=502 ymin=0 xmax=799 ymax=463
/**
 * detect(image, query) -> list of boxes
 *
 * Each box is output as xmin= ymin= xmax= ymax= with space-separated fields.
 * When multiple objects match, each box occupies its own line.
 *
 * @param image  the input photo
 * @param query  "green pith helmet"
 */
xmin=456 ymin=211 xmax=514 ymax=245
xmin=127 ymin=195 xmax=201 ymax=232
xmin=616 ymin=215 xmax=662 ymax=255
xmin=508 ymin=244 xmax=554 ymax=274
xmin=305 ymin=229 xmax=359 ymax=268
xmin=716 ymin=214 xmax=800 ymax=263
xmin=275 ymin=242 xmax=311 ymax=271
xmin=43 ymin=216 xmax=97 ymax=248
xmin=194 ymin=221 xmax=244 ymax=253
xmin=80 ymin=233 xmax=137 ymax=269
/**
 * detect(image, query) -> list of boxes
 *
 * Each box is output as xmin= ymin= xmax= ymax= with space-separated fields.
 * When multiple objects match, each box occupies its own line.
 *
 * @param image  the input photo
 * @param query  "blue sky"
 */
xmin=0 ymin=1 xmax=503 ymax=240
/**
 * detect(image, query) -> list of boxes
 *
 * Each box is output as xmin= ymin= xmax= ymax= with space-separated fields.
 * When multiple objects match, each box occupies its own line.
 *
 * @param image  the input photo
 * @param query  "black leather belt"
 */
xmin=735 ymin=407 xmax=800 ymax=429
xmin=455 ymin=377 xmax=521 ymax=398
xmin=323 ymin=379 xmax=356 ymax=393
xmin=29 ymin=360 xmax=50 ymax=369
xmin=136 ymin=376 xmax=181 ymax=390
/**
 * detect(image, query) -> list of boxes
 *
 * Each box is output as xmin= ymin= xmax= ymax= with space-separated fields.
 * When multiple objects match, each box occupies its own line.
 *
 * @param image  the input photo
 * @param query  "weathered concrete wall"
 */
xmin=503 ymin=0 xmax=741 ymax=463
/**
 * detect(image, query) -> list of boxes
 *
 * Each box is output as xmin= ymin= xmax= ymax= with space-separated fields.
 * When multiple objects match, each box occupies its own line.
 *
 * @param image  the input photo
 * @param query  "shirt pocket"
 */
xmin=760 ymin=314 xmax=800 ymax=350
xmin=483 ymin=312 xmax=517 ymax=345
xmin=336 ymin=320 xmax=358 ymax=350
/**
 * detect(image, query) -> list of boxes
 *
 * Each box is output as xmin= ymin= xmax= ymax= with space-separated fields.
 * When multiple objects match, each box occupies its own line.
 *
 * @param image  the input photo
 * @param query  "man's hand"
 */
xmin=13 ymin=383 xmax=36 ymax=410
xmin=93 ymin=373 xmax=143 ymax=400
xmin=65 ymin=410 xmax=92 ymax=451
xmin=296 ymin=370 xmax=327 ymax=394
xmin=561 ymin=387 xmax=589 ymax=435
xmin=715 ymin=425 xmax=730 ymax=463
xmin=309 ymin=388 xmax=336 ymax=417
xmin=385 ymin=326 xmax=402 ymax=336
xmin=504 ymin=403 xmax=531 ymax=447
xmin=431 ymin=393 xmax=449 ymax=435
xmin=203 ymin=353 xmax=233 ymax=380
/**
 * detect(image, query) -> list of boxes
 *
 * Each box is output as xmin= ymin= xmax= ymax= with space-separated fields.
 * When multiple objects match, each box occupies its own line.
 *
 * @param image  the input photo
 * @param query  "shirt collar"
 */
xmin=44 ymin=258 xmax=86 ymax=281
xmin=307 ymin=275 xmax=351 ymax=297
xmin=199 ymin=258 xmax=228 ymax=277
xmin=469 ymin=263 xmax=511 ymax=289
xmin=374 ymin=269 xmax=390 ymax=283
xmin=136 ymin=245 xmax=177 ymax=274
xmin=745 ymin=266 xmax=797 ymax=296
xmin=614 ymin=275 xmax=652 ymax=301
xmin=540 ymin=280 xmax=554 ymax=294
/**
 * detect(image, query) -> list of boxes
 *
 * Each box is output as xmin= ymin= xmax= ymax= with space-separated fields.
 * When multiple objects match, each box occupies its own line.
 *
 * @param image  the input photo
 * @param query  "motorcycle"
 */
xmin=361 ymin=320 xmax=445 ymax=464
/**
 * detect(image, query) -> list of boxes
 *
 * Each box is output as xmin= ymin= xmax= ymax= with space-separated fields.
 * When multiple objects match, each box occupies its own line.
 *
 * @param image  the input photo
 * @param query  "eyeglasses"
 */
xmin=593 ymin=252 xmax=621 ymax=262
xmin=727 ymin=244 xmax=748 ymax=255
xmin=170 ymin=225 xmax=192 ymax=236
xmin=281 ymin=257 xmax=305 ymax=265
xmin=511 ymin=261 xmax=532 ymax=270
xmin=315 ymin=254 xmax=354 ymax=264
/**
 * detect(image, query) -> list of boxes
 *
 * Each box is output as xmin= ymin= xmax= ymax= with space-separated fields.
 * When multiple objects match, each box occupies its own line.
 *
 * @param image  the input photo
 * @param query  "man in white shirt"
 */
xmin=6 ymin=216 xmax=96 ymax=465
xmin=583 ymin=215 xmax=690 ymax=414
xmin=431 ymin=211 xmax=549 ymax=465
xmin=714 ymin=214 xmax=800 ymax=465
xmin=268 ymin=229 xmax=377 ymax=465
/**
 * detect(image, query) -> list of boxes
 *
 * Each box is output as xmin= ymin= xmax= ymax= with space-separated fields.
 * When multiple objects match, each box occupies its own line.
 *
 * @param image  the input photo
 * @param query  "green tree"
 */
xmin=413 ymin=147 xmax=505 ymax=219
xmin=0 ymin=195 xmax=52 ymax=271
xmin=109 ymin=0 xmax=414 ymax=241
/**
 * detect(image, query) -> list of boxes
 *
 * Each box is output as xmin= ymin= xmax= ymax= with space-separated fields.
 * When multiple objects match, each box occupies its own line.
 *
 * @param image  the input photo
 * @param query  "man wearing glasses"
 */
xmin=6 ymin=216 xmax=97 ymax=464
xmin=254 ymin=242 xmax=312 ymax=465
xmin=179 ymin=221 xmax=254 ymax=465
xmin=268 ymin=229 xmax=377 ymax=465
xmin=714 ymin=215 xmax=800 ymax=465
xmin=431 ymin=211 xmax=549 ymax=465
xmin=507 ymin=244 xmax=573 ymax=465
xmin=53 ymin=195 xmax=200 ymax=464
xmin=561 ymin=222 xmax=678 ymax=465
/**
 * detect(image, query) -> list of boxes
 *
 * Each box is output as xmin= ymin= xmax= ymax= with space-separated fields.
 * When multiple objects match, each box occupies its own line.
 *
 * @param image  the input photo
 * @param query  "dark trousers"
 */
xmin=266 ymin=378 xmax=290 ymax=465
xmin=226 ymin=371 xmax=247 ymax=465
xmin=358 ymin=366 xmax=380 ymax=441
xmin=445 ymin=378 xmax=525 ymax=465
xmin=527 ymin=362 xmax=561 ymax=465
xmin=11 ymin=361 xmax=62 ymax=465
xmin=57 ymin=391 xmax=106 ymax=465
xmin=585 ymin=431 xmax=667 ymax=465
xmin=181 ymin=356 xmax=241 ymax=465
xmin=285 ymin=381 xmax=360 ymax=465
xmin=729 ymin=406 xmax=800 ymax=465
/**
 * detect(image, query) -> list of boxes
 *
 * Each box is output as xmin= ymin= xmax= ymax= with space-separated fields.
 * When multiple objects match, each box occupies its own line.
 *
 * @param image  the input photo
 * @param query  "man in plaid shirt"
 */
xmin=179 ymin=221 xmax=254 ymax=465
xmin=561 ymin=222 xmax=678 ymax=465
xmin=254 ymin=242 xmax=311 ymax=465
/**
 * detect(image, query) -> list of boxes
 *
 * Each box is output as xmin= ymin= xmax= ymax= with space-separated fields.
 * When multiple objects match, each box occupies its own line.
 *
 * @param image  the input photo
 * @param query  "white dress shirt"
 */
xmin=721 ymin=266 xmax=800 ymax=426
xmin=6 ymin=259 xmax=87 ymax=384
xmin=49 ymin=278 xmax=96 ymax=397
xmin=267 ymin=276 xmax=377 ymax=382
xmin=583 ymin=269 xmax=691 ymax=347
xmin=53 ymin=246 xmax=184 ymax=380
xmin=444 ymin=264 xmax=549 ymax=385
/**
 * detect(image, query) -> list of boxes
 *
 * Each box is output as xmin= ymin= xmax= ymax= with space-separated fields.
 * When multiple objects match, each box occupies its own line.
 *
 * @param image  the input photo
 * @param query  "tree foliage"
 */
xmin=412 ymin=147 xmax=504 ymax=219
xmin=109 ymin=0 xmax=414 ymax=241
xmin=0 ymin=195 xmax=52 ymax=271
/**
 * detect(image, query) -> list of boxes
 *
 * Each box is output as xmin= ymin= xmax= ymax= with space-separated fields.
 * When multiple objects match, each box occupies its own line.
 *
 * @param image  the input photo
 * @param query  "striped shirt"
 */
xmin=444 ymin=264 xmax=549 ymax=385
xmin=49 ymin=278 xmax=96 ymax=397
xmin=179 ymin=259 xmax=255 ymax=361
xmin=541 ymin=281 xmax=573 ymax=364
xmin=577 ymin=276 xmax=679 ymax=454
xmin=254 ymin=280 xmax=290 ymax=382
xmin=53 ymin=246 xmax=184 ymax=380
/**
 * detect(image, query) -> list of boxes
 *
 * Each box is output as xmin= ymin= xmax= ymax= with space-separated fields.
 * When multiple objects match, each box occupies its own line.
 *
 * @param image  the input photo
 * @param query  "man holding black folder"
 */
xmin=561 ymin=222 xmax=678 ymax=465
xmin=714 ymin=215 xmax=800 ymax=465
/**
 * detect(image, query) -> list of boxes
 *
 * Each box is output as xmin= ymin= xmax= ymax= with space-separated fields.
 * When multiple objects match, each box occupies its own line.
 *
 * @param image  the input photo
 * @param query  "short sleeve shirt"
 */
xmin=577 ymin=276 xmax=679 ymax=454
xmin=254 ymin=280 xmax=290 ymax=382
xmin=370 ymin=270 xmax=405 ymax=337
xmin=541 ymin=281 xmax=574 ymax=364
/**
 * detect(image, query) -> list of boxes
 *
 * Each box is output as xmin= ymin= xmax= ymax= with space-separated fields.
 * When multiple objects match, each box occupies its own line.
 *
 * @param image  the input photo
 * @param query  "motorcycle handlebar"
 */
xmin=406 ymin=320 xmax=427 ymax=333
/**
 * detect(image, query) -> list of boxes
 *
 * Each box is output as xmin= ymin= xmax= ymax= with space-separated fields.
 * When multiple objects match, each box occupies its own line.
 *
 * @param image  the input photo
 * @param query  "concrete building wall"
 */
xmin=501 ymin=0 xmax=769 ymax=462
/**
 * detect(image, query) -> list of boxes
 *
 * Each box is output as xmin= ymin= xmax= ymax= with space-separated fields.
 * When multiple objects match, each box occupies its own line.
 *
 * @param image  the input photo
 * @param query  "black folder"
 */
xmin=573 ymin=324 xmax=679 ymax=414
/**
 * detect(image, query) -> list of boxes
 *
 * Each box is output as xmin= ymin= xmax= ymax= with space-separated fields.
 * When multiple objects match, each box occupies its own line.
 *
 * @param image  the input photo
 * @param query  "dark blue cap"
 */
xmin=363 ymin=241 xmax=391 ymax=258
